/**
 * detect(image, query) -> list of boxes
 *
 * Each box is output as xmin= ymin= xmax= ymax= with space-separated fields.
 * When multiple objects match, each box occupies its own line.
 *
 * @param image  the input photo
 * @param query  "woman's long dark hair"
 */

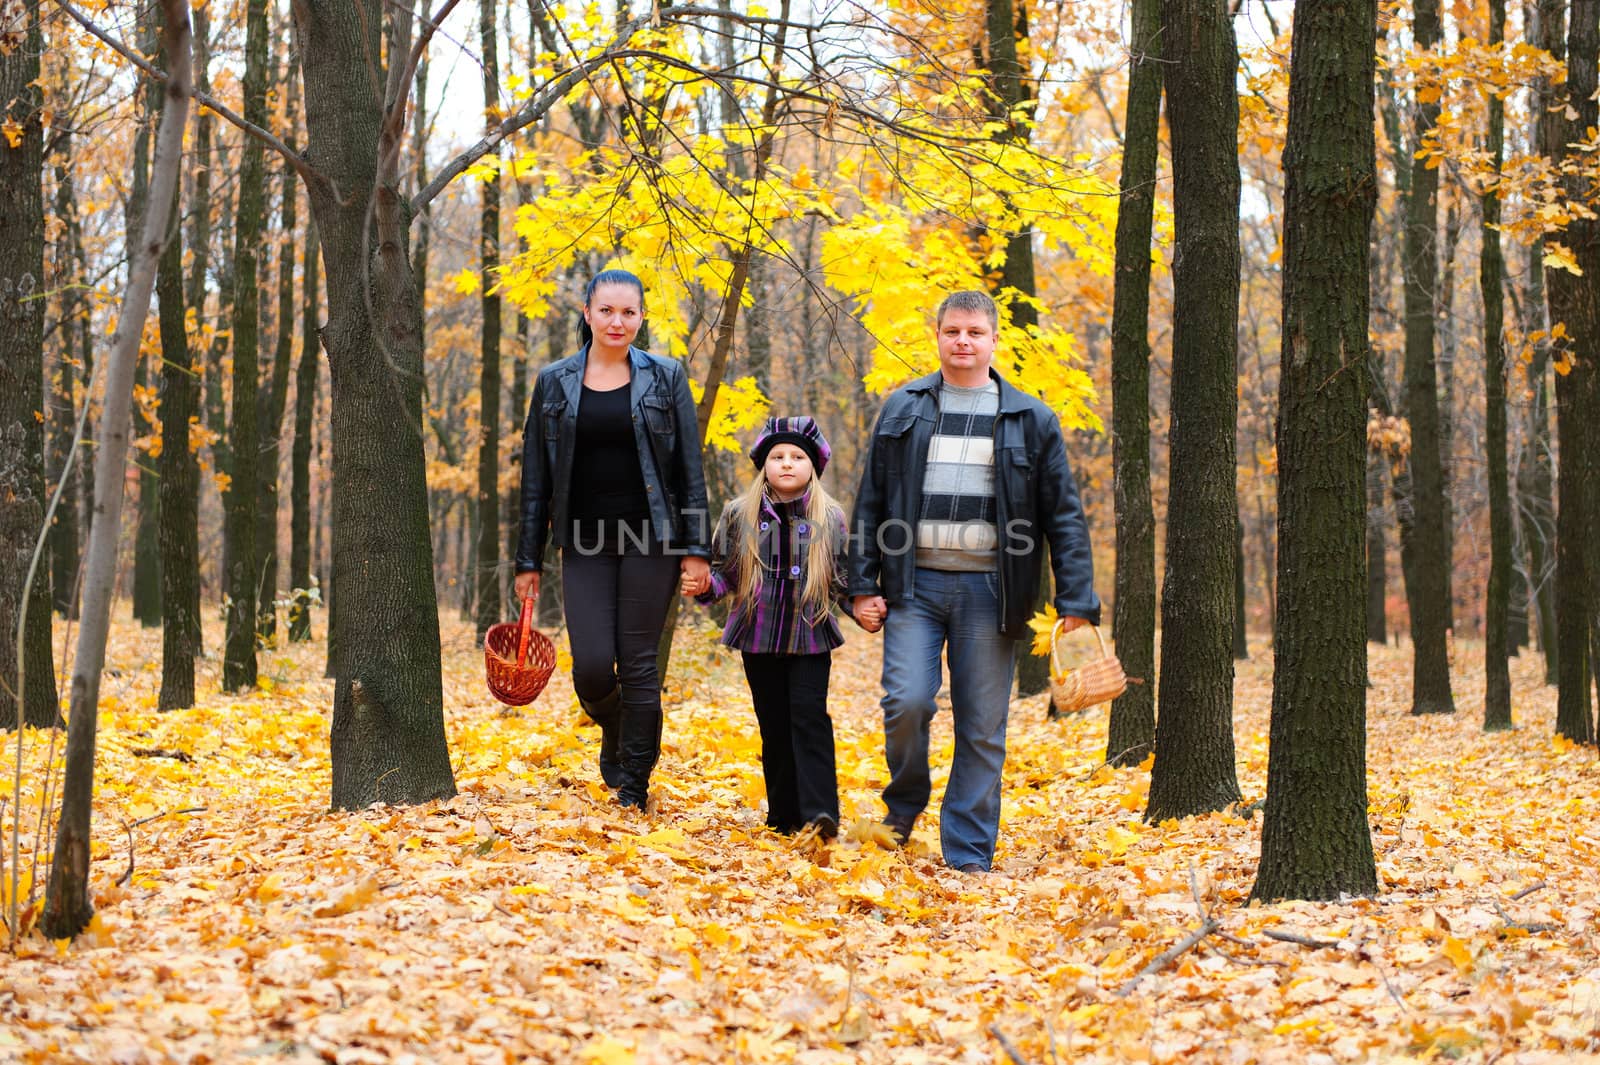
xmin=577 ymin=269 xmax=646 ymax=350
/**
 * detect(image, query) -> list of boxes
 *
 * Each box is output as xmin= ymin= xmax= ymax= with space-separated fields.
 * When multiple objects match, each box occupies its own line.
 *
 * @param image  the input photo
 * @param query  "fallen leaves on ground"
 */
xmin=1 ymin=611 xmax=1596 ymax=1064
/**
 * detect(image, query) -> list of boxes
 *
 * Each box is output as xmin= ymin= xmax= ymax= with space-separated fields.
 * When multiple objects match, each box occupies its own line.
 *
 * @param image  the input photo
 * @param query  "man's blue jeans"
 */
xmin=880 ymin=568 xmax=1018 ymax=870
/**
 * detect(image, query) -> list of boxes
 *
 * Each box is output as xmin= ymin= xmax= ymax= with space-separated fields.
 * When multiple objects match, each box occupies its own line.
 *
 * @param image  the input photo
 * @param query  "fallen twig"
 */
xmin=1205 ymin=943 xmax=1289 ymax=970
xmin=1263 ymin=928 xmax=1339 ymax=949
xmin=130 ymin=747 xmax=194 ymax=763
xmin=1510 ymin=880 xmax=1547 ymax=901
xmin=1492 ymin=900 xmax=1560 ymax=934
xmin=131 ymin=806 xmax=206 ymax=829
xmin=1115 ymin=917 xmax=1219 ymax=997
xmin=117 ymin=807 xmax=208 ymax=887
xmin=988 ymin=1024 xmax=1033 ymax=1065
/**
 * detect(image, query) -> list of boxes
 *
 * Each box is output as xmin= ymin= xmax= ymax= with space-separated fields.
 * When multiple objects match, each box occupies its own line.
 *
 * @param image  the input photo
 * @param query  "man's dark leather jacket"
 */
xmin=847 ymin=369 xmax=1101 ymax=638
xmin=516 ymin=346 xmax=710 ymax=572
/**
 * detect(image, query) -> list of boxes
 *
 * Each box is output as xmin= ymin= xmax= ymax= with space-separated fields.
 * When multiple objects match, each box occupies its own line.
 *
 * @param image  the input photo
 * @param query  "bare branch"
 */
xmin=1262 ymin=928 xmax=1340 ymax=949
xmin=52 ymin=0 xmax=326 ymax=190
xmin=1115 ymin=917 xmax=1219 ymax=997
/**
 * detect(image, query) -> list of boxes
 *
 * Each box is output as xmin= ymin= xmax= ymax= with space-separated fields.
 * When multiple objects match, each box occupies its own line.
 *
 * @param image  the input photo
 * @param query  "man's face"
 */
xmin=936 ymin=308 xmax=997 ymax=381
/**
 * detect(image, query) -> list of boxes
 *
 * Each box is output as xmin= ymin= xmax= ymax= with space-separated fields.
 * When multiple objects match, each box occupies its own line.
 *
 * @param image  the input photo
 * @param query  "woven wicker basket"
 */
xmin=484 ymin=596 xmax=557 ymax=707
xmin=1049 ymin=619 xmax=1127 ymax=713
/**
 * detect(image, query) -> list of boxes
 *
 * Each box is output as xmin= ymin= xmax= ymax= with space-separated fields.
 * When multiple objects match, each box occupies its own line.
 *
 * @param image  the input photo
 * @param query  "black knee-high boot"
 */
xmin=579 ymin=688 xmax=623 ymax=788
xmin=616 ymin=707 xmax=661 ymax=809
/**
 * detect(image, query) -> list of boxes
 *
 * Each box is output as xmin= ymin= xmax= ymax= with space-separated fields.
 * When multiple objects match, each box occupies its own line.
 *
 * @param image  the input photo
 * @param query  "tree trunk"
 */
xmin=41 ymin=0 xmax=191 ymax=940
xmin=157 ymin=169 xmax=201 ymax=711
xmin=1399 ymin=0 xmax=1456 ymax=714
xmin=1251 ymin=0 xmax=1378 ymax=901
xmin=1568 ymin=0 xmax=1600 ymax=746
xmin=223 ymin=0 xmax=269 ymax=691
xmin=1481 ymin=0 xmax=1512 ymax=731
xmin=289 ymin=221 xmax=321 ymax=642
xmin=0 ymin=0 xmax=61 ymax=731
xmin=297 ymin=0 xmax=455 ymax=809
xmin=1542 ymin=0 xmax=1597 ymax=742
xmin=1525 ymin=0 xmax=1560 ymax=686
xmin=1436 ymin=195 xmax=1461 ymax=618
xmin=49 ymin=153 xmax=83 ymax=621
xmin=256 ymin=61 xmax=303 ymax=645
xmin=1105 ymin=0 xmax=1159 ymax=765
xmin=1523 ymin=311 xmax=1558 ymax=683
xmin=1146 ymin=0 xmax=1242 ymax=821
xmin=1366 ymin=448 xmax=1388 ymax=644
xmin=130 ymin=50 xmax=162 ymax=629
xmin=1233 ymin=517 xmax=1248 ymax=659
xmin=474 ymin=0 xmax=503 ymax=641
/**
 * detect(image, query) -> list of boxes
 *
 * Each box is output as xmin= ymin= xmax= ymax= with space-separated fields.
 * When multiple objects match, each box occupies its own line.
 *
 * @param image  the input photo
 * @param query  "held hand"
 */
xmin=852 ymin=594 xmax=887 ymax=633
xmin=681 ymin=556 xmax=711 ymax=597
xmin=513 ymin=571 xmax=540 ymax=603
xmin=1056 ymin=614 xmax=1090 ymax=635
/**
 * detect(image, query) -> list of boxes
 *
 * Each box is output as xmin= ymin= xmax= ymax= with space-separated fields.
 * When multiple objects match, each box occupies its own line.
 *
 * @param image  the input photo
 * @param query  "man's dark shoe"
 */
xmin=806 ymin=814 xmax=839 ymax=841
xmin=579 ymin=689 xmax=623 ymax=788
xmin=955 ymin=863 xmax=987 ymax=874
xmin=881 ymin=814 xmax=916 ymax=847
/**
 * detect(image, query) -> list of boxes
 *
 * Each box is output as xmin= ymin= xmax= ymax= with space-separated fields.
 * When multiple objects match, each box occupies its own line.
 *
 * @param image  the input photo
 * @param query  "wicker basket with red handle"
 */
xmin=484 ymin=596 xmax=556 ymax=706
xmin=1049 ymin=618 xmax=1127 ymax=713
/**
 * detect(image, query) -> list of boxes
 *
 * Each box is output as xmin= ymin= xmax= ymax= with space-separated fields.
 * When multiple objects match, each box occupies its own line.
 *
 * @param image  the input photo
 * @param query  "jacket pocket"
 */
xmin=872 ymin=413 xmax=917 ymax=475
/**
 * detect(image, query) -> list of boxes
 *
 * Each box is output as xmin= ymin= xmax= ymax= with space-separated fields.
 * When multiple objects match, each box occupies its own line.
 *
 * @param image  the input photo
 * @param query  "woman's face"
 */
xmin=584 ymin=283 xmax=644 ymax=351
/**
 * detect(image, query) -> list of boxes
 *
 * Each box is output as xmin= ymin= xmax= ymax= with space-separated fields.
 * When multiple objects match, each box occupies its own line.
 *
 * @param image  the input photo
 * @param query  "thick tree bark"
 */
xmin=223 ymin=0 xmax=269 ymax=691
xmin=1567 ymin=0 xmax=1600 ymax=746
xmin=474 ymin=0 xmax=503 ymax=641
xmin=289 ymin=222 xmax=321 ymax=642
xmin=157 ymin=168 xmax=201 ymax=711
xmin=296 ymin=0 xmax=455 ymax=809
xmin=257 ymin=62 xmax=303 ymax=645
xmin=1251 ymin=0 xmax=1378 ymax=901
xmin=1146 ymin=0 xmax=1242 ymax=821
xmin=1482 ymin=0 xmax=1512 ymax=731
xmin=0 ymin=0 xmax=61 ymax=731
xmin=1105 ymin=0 xmax=1160 ymax=765
xmin=1399 ymin=0 xmax=1456 ymax=714
xmin=1542 ymin=0 xmax=1597 ymax=742
xmin=41 ymin=0 xmax=191 ymax=940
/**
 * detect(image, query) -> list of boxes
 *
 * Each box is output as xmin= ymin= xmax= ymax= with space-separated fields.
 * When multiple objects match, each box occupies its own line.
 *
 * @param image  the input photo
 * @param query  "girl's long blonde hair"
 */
xmin=726 ymin=468 xmax=843 ymax=621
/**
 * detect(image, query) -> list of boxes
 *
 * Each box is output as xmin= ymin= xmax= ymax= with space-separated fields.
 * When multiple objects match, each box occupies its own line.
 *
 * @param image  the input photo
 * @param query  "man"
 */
xmin=849 ymin=290 xmax=1100 ymax=873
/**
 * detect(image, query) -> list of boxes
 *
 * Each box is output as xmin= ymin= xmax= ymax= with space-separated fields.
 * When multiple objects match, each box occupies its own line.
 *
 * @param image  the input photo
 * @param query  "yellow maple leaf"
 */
xmin=1 ymin=117 xmax=23 ymax=149
xmin=1027 ymin=603 xmax=1060 ymax=657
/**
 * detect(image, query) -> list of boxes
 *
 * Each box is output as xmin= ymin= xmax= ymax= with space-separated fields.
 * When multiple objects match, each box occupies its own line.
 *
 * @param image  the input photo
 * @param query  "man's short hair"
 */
xmin=935 ymin=290 xmax=1000 ymax=332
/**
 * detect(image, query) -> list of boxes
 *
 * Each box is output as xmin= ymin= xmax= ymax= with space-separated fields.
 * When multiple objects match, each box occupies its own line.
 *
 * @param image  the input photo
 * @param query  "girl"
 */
xmin=515 ymin=269 xmax=711 ymax=811
xmin=687 ymin=417 xmax=854 ymax=838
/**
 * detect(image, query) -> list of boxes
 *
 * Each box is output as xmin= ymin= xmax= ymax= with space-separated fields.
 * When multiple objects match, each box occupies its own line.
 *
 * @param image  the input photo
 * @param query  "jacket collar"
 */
xmin=904 ymin=367 xmax=1031 ymax=414
xmin=557 ymin=345 xmax=655 ymax=411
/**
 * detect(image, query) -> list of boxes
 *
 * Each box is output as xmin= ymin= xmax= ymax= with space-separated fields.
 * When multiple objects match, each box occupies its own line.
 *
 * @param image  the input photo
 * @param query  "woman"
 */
xmin=514 ymin=269 xmax=711 ymax=810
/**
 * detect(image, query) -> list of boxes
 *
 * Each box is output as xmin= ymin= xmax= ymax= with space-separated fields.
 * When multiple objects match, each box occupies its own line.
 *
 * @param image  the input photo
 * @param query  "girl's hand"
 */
xmin=681 ymin=556 xmax=711 ymax=597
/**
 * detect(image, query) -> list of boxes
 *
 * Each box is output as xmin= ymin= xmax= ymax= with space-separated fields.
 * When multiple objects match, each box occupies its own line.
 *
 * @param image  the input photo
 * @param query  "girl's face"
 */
xmin=763 ymin=443 xmax=813 ymax=501
xmin=584 ymin=283 xmax=644 ymax=351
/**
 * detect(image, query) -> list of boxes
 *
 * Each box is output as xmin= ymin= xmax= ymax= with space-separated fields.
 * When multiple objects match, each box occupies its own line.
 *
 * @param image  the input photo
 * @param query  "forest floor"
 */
xmin=0 ymin=609 xmax=1596 ymax=1064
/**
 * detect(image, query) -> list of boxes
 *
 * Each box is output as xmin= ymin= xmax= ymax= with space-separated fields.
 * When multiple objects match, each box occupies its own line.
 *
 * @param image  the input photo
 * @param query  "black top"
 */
xmin=569 ymin=384 xmax=651 ymax=551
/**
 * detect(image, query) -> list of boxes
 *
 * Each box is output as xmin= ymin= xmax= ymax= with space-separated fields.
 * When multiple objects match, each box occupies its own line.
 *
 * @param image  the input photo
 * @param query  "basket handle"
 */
xmin=1050 ymin=617 xmax=1109 ymax=678
xmin=515 ymin=594 xmax=536 ymax=667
